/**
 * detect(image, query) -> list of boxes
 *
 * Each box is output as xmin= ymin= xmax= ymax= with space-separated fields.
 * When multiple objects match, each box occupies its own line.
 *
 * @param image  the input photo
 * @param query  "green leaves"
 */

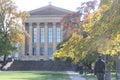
xmin=54 ymin=0 xmax=120 ymax=64
xmin=0 ymin=29 xmax=16 ymax=56
xmin=0 ymin=0 xmax=29 ymax=60
xmin=92 ymin=0 xmax=120 ymax=55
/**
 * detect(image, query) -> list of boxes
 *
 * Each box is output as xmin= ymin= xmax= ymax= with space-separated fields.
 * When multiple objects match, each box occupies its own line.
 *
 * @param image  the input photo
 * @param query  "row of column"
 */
xmin=21 ymin=22 xmax=63 ymax=59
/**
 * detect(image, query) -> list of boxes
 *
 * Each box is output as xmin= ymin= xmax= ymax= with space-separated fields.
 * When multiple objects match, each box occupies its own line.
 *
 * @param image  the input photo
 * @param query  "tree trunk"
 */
xmin=105 ymin=68 xmax=111 ymax=80
xmin=3 ymin=54 xmax=7 ymax=66
xmin=1 ymin=54 xmax=7 ymax=69
xmin=116 ymin=54 xmax=120 ymax=79
xmin=104 ymin=55 xmax=111 ymax=80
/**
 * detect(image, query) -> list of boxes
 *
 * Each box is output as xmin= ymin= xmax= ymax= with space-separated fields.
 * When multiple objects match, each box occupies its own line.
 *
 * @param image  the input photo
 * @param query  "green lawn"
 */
xmin=82 ymin=73 xmax=120 ymax=80
xmin=0 ymin=71 xmax=70 ymax=80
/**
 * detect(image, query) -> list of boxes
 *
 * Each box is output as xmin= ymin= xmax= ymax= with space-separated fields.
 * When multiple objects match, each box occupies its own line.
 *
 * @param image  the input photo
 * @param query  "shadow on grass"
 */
xmin=0 ymin=71 xmax=70 ymax=80
xmin=82 ymin=73 xmax=120 ymax=80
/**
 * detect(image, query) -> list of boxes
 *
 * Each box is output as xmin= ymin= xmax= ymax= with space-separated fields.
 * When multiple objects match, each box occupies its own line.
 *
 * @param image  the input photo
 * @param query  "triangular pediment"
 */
xmin=29 ymin=5 xmax=73 ymax=15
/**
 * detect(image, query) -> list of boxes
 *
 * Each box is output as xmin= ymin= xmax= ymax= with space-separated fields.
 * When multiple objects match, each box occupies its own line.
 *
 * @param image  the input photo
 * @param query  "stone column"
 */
xmin=21 ymin=36 xmax=25 ymax=56
xmin=53 ymin=22 xmax=56 ymax=51
xmin=20 ymin=23 xmax=25 ymax=57
xmin=44 ymin=22 xmax=48 ymax=60
xmin=29 ymin=23 xmax=33 ymax=56
xmin=37 ymin=22 xmax=40 ymax=56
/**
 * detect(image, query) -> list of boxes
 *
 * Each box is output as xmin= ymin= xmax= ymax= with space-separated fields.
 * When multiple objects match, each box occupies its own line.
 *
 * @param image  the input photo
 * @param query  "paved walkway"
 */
xmin=67 ymin=71 xmax=86 ymax=80
xmin=2 ymin=61 xmax=13 ymax=70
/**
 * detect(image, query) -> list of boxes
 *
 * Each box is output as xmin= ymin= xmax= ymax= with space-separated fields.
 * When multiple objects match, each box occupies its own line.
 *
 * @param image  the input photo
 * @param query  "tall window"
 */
xmin=40 ymin=48 xmax=44 ymax=55
xmin=48 ymin=48 xmax=53 ymax=55
xmin=33 ymin=28 xmax=37 ymax=43
xmin=40 ymin=28 xmax=45 ymax=43
xmin=56 ymin=27 xmax=61 ymax=42
xmin=33 ymin=48 xmax=36 ymax=56
xmin=48 ymin=27 xmax=53 ymax=43
xmin=25 ymin=23 xmax=29 ymax=55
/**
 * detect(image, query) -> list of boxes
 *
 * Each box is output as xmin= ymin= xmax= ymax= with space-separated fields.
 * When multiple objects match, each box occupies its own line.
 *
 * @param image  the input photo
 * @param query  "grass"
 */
xmin=0 ymin=71 xmax=70 ymax=80
xmin=82 ymin=73 xmax=120 ymax=80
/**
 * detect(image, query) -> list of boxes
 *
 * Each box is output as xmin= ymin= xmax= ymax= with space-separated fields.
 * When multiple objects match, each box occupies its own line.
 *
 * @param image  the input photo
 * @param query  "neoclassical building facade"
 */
xmin=19 ymin=5 xmax=72 ymax=61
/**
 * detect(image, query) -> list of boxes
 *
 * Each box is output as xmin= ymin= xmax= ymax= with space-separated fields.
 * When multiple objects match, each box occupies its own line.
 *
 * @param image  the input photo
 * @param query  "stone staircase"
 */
xmin=8 ymin=60 xmax=73 ymax=71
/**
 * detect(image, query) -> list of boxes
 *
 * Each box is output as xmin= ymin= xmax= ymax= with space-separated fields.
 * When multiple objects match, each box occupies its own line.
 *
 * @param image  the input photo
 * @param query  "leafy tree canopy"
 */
xmin=54 ymin=0 xmax=120 ymax=63
xmin=0 ymin=0 xmax=30 ymax=63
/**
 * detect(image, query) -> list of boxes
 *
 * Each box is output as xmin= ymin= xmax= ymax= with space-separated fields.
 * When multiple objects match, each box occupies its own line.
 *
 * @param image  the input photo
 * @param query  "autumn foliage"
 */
xmin=54 ymin=0 xmax=120 ymax=63
xmin=0 ymin=0 xmax=30 ymax=63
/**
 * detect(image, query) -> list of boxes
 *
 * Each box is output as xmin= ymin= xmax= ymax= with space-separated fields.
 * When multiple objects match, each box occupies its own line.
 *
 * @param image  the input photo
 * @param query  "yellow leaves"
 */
xmin=15 ymin=33 xmax=24 ymax=45
xmin=100 ymin=4 xmax=111 ymax=12
xmin=110 ymin=34 xmax=120 ymax=46
xmin=100 ymin=0 xmax=113 ymax=9
xmin=97 ymin=35 xmax=120 ymax=56
xmin=87 ymin=0 xmax=120 ymax=56
xmin=83 ymin=9 xmax=103 ymax=32
xmin=11 ymin=10 xmax=19 ymax=18
xmin=116 ymin=34 xmax=120 ymax=42
xmin=0 ymin=0 xmax=31 ymax=57
xmin=18 ymin=11 xmax=29 ymax=22
xmin=107 ymin=49 xmax=118 ymax=56
xmin=11 ymin=9 xmax=29 ymax=23
xmin=85 ymin=12 xmax=95 ymax=20
xmin=71 ymin=33 xmax=83 ymax=42
xmin=55 ymin=0 xmax=120 ymax=63
xmin=9 ymin=27 xmax=24 ymax=45
xmin=1 ymin=0 xmax=30 ymax=45
xmin=53 ymin=51 xmax=67 ymax=58
xmin=9 ymin=23 xmax=31 ymax=45
xmin=53 ymin=32 xmax=85 ymax=62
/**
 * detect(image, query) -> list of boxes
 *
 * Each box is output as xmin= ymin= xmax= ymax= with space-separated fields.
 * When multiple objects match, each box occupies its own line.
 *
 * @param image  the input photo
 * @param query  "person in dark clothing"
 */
xmin=78 ymin=63 xmax=83 ymax=74
xmin=94 ymin=55 xmax=105 ymax=80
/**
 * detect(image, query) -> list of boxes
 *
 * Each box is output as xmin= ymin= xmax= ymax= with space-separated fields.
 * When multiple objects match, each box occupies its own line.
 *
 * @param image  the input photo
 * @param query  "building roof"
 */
xmin=29 ymin=5 xmax=73 ymax=16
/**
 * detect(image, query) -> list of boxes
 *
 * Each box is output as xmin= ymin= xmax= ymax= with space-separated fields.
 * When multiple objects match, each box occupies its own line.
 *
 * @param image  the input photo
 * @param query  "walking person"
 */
xmin=78 ymin=63 xmax=83 ymax=74
xmin=94 ymin=55 xmax=105 ymax=80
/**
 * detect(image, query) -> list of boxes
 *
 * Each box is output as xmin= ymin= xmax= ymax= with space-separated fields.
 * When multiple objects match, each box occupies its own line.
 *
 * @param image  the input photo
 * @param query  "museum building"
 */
xmin=18 ymin=4 xmax=72 ymax=61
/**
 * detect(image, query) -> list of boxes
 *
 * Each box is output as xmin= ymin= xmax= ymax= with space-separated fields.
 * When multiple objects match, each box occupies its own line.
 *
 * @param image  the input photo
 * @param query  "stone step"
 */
xmin=8 ymin=61 xmax=72 ymax=71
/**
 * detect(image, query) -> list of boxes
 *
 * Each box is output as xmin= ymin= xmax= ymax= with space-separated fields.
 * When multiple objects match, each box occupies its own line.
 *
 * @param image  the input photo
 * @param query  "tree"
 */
xmin=54 ymin=0 xmax=99 ymax=63
xmin=0 ymin=0 xmax=30 ymax=65
xmin=89 ymin=0 xmax=120 ymax=56
xmin=54 ymin=0 xmax=120 ymax=74
xmin=91 ymin=0 xmax=120 ymax=78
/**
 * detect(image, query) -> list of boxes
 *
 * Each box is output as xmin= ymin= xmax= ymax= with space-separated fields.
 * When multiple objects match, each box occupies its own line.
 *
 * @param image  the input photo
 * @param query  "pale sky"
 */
xmin=12 ymin=0 xmax=90 ymax=11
